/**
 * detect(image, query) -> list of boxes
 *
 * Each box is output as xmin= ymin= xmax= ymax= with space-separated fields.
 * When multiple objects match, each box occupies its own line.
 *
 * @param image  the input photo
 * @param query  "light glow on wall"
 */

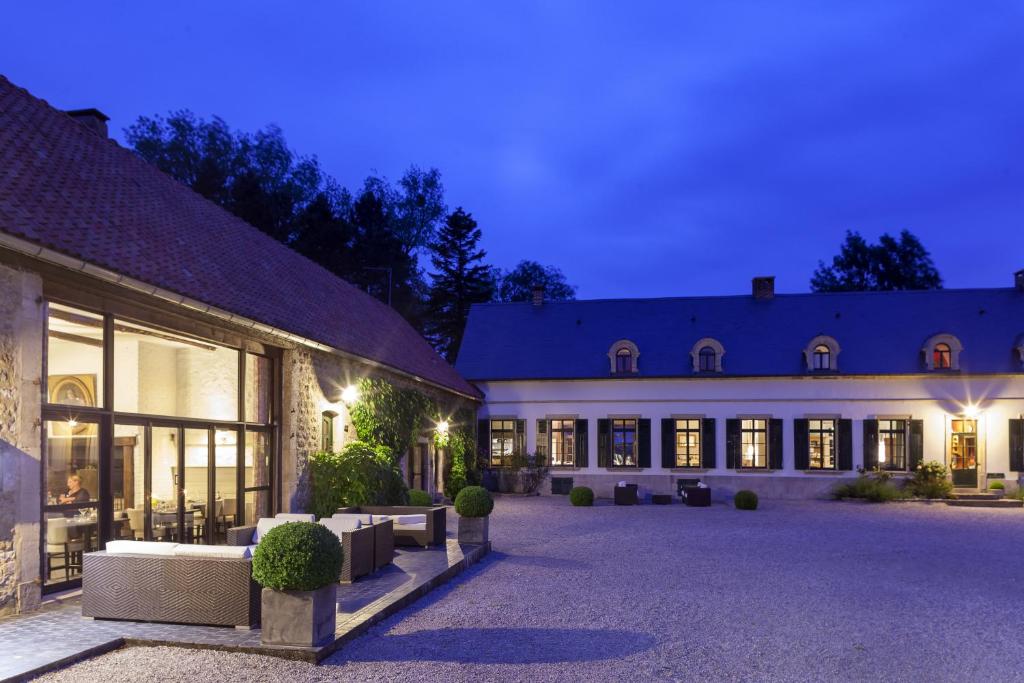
xmin=341 ymin=384 xmax=359 ymax=405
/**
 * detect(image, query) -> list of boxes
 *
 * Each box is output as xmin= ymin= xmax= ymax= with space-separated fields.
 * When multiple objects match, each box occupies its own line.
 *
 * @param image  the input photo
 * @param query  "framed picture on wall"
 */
xmin=49 ymin=375 xmax=96 ymax=434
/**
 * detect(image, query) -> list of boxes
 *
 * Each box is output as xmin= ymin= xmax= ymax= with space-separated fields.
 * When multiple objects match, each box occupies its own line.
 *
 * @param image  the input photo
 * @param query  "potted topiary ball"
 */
xmin=455 ymin=485 xmax=494 ymax=544
xmin=734 ymin=490 xmax=759 ymax=510
xmin=252 ymin=522 xmax=343 ymax=647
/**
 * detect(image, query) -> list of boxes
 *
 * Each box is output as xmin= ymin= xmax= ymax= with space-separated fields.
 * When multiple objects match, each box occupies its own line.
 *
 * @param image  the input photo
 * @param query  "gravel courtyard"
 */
xmin=38 ymin=496 xmax=1024 ymax=682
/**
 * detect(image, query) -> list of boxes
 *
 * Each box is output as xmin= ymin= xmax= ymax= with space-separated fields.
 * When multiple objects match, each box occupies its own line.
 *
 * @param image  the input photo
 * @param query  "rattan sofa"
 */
xmin=335 ymin=506 xmax=446 ymax=548
xmin=227 ymin=520 xmax=377 ymax=582
xmin=81 ymin=544 xmax=259 ymax=628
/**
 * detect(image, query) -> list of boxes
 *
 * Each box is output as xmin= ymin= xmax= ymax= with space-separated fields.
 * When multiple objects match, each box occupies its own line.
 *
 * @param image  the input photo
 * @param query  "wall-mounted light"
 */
xmin=341 ymin=385 xmax=359 ymax=405
xmin=436 ymin=420 xmax=450 ymax=437
xmin=963 ymin=404 xmax=980 ymax=419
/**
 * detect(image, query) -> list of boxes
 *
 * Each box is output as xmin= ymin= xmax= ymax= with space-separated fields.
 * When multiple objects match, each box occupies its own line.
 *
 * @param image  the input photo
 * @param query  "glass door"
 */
xmin=41 ymin=417 xmax=101 ymax=590
xmin=150 ymin=426 xmax=181 ymax=542
xmin=951 ymin=419 xmax=978 ymax=488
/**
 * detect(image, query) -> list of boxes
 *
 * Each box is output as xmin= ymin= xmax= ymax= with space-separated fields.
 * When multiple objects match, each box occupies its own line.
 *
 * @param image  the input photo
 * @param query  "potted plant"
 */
xmin=455 ymin=485 xmax=494 ymax=544
xmin=989 ymin=480 xmax=1005 ymax=498
xmin=252 ymin=521 xmax=343 ymax=647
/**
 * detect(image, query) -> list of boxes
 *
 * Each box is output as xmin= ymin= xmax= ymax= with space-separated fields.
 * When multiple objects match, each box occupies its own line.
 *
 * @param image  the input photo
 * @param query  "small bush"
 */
xmin=989 ymin=480 xmax=1005 ymax=490
xmin=408 ymin=488 xmax=433 ymax=506
xmin=734 ymin=490 xmax=758 ymax=510
xmin=309 ymin=442 xmax=408 ymax=519
xmin=455 ymin=486 xmax=494 ymax=517
xmin=252 ymin=522 xmax=342 ymax=591
xmin=909 ymin=461 xmax=953 ymax=499
xmin=569 ymin=486 xmax=594 ymax=507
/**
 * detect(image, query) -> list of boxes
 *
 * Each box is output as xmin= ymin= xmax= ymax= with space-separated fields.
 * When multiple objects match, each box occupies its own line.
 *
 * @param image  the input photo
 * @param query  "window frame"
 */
xmin=489 ymin=418 xmax=516 ymax=468
xmin=739 ymin=418 xmax=769 ymax=469
xmin=877 ymin=418 xmax=909 ymax=471
xmin=615 ymin=348 xmax=633 ymax=373
xmin=807 ymin=418 xmax=837 ymax=470
xmin=674 ymin=418 xmax=702 ymax=468
xmin=548 ymin=418 xmax=576 ymax=467
xmin=610 ymin=418 xmax=638 ymax=467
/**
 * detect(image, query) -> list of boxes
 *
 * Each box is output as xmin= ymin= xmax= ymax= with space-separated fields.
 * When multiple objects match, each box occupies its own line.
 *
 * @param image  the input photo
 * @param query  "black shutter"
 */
xmin=477 ymin=419 xmax=490 ymax=466
xmin=769 ymin=418 xmax=784 ymax=470
xmin=908 ymin=419 xmax=924 ymax=471
xmin=838 ymin=419 xmax=853 ymax=470
xmin=726 ymin=419 xmax=740 ymax=469
xmin=701 ymin=418 xmax=716 ymax=469
xmin=793 ymin=419 xmax=809 ymax=471
xmin=575 ymin=419 xmax=589 ymax=467
xmin=638 ymin=419 xmax=652 ymax=468
xmin=661 ymin=418 xmax=676 ymax=469
xmin=597 ymin=419 xmax=611 ymax=468
xmin=1009 ymin=419 xmax=1024 ymax=472
xmin=515 ymin=419 xmax=526 ymax=457
xmin=535 ymin=419 xmax=548 ymax=466
xmin=863 ymin=419 xmax=878 ymax=470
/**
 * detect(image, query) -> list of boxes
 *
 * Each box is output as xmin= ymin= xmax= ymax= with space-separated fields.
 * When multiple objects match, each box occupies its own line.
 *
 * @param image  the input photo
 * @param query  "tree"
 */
xmin=811 ymin=230 xmax=942 ymax=292
xmin=425 ymin=209 xmax=495 ymax=360
xmin=494 ymin=260 xmax=577 ymax=302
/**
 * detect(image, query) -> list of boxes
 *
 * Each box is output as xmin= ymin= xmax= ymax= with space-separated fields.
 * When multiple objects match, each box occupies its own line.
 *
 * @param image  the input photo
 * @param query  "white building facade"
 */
xmin=458 ymin=277 xmax=1024 ymax=500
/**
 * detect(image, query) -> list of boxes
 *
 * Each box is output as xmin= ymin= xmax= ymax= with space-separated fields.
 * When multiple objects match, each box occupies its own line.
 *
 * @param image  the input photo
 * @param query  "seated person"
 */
xmin=57 ymin=474 xmax=91 ymax=505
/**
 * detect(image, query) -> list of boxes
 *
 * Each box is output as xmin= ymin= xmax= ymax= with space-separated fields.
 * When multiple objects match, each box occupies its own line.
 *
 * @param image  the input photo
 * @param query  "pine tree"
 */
xmin=426 ymin=208 xmax=495 ymax=361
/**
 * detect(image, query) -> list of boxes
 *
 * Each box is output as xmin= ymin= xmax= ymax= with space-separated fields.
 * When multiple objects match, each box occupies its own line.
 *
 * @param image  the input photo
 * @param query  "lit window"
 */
xmin=933 ymin=343 xmax=951 ymax=369
xmin=549 ymin=419 xmax=575 ymax=467
xmin=878 ymin=419 xmax=907 ymax=471
xmin=490 ymin=419 xmax=515 ymax=467
xmin=812 ymin=345 xmax=831 ymax=371
xmin=808 ymin=419 xmax=835 ymax=469
xmin=675 ymin=419 xmax=701 ymax=467
xmin=740 ymin=419 xmax=768 ymax=469
xmin=615 ymin=348 xmax=633 ymax=373
xmin=612 ymin=419 xmax=637 ymax=466
xmin=698 ymin=346 xmax=716 ymax=372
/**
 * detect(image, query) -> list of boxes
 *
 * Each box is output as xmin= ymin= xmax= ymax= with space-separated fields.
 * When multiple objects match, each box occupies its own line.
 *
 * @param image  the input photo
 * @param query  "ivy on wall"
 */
xmin=349 ymin=377 xmax=434 ymax=458
xmin=441 ymin=407 xmax=479 ymax=498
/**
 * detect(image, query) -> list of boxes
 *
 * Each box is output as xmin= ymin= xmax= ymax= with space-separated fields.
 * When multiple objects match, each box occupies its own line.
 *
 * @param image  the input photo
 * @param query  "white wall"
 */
xmin=477 ymin=374 xmax=1024 ymax=485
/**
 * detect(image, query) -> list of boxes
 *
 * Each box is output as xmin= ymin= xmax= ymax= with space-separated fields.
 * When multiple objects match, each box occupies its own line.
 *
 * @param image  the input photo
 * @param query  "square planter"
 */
xmin=458 ymin=516 xmax=489 ymax=544
xmin=260 ymin=583 xmax=337 ymax=647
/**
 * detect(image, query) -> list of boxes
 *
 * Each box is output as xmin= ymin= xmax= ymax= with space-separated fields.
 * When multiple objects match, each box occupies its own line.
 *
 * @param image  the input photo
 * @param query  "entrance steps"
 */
xmin=946 ymin=490 xmax=1023 ymax=508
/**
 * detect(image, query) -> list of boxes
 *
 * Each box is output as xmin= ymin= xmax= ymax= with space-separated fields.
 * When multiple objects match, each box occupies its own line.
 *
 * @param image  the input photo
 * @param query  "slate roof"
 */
xmin=0 ymin=76 xmax=478 ymax=399
xmin=456 ymin=288 xmax=1024 ymax=380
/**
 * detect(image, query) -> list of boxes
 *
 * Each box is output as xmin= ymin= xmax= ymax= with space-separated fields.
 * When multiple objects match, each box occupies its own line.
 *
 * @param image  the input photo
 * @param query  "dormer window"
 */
xmin=812 ymin=344 xmax=831 ymax=370
xmin=922 ymin=334 xmax=963 ymax=371
xmin=804 ymin=335 xmax=840 ymax=372
xmin=698 ymin=346 xmax=716 ymax=372
xmin=690 ymin=338 xmax=725 ymax=373
xmin=608 ymin=340 xmax=640 ymax=374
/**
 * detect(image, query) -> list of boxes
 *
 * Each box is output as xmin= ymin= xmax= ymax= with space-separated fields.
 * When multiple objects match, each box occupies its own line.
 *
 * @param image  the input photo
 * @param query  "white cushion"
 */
xmin=395 ymin=514 xmax=426 ymax=526
xmin=394 ymin=523 xmax=427 ymax=532
xmin=319 ymin=517 xmax=361 ymax=538
xmin=254 ymin=517 xmax=292 ymax=543
xmin=372 ymin=514 xmax=391 ymax=522
xmin=274 ymin=513 xmax=315 ymax=522
xmin=105 ymin=540 xmax=179 ymax=556
xmin=172 ymin=544 xmax=251 ymax=559
xmin=331 ymin=513 xmax=372 ymax=525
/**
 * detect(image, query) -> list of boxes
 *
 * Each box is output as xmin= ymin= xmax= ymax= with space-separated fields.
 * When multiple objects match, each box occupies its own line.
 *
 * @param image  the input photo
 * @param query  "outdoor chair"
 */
xmin=614 ymin=484 xmax=639 ymax=505
xmin=336 ymin=505 xmax=447 ymax=548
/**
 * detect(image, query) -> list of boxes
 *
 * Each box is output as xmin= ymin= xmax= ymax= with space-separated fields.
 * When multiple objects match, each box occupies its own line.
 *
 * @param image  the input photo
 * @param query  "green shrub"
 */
xmin=454 ymin=486 xmax=494 ymax=517
xmin=989 ymin=480 xmax=1005 ymax=490
xmin=833 ymin=471 xmax=907 ymax=503
xmin=252 ymin=522 xmax=342 ymax=591
xmin=734 ymin=490 xmax=759 ymax=510
xmin=309 ymin=441 xmax=408 ymax=519
xmin=569 ymin=486 xmax=594 ymax=507
xmin=408 ymin=488 xmax=433 ymax=506
xmin=909 ymin=461 xmax=953 ymax=499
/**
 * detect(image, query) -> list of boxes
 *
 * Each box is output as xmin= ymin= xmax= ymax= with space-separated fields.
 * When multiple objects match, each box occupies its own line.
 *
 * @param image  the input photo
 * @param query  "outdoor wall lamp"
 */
xmin=341 ymin=384 xmax=359 ymax=405
xmin=436 ymin=420 xmax=450 ymax=437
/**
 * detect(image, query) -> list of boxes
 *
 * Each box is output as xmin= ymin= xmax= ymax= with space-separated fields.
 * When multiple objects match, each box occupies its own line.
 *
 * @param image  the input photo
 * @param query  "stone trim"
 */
xmin=921 ymin=333 xmax=963 ymax=371
xmin=803 ymin=335 xmax=841 ymax=372
xmin=690 ymin=337 xmax=725 ymax=373
xmin=607 ymin=339 xmax=639 ymax=374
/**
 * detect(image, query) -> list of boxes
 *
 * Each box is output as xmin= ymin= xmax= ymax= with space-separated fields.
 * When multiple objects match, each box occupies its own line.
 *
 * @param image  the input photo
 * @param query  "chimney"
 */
xmin=65 ymin=108 xmax=110 ymax=138
xmin=752 ymin=276 xmax=775 ymax=300
xmin=531 ymin=284 xmax=545 ymax=307
xmin=1016 ymin=269 xmax=1024 ymax=292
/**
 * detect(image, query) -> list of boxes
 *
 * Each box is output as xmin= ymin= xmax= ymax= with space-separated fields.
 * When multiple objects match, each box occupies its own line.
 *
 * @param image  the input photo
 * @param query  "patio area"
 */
xmin=0 ymin=539 xmax=488 ymax=682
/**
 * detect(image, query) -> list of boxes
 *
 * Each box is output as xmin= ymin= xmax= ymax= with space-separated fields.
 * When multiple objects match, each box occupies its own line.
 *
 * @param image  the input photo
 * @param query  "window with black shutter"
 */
xmin=637 ymin=419 xmax=651 ymax=468
xmin=1009 ymin=419 xmax=1024 ymax=472
xmin=725 ymin=419 xmax=740 ymax=469
xmin=575 ymin=419 xmax=589 ymax=467
xmin=549 ymin=419 xmax=575 ymax=467
xmin=738 ymin=418 xmax=769 ymax=469
xmin=701 ymin=418 xmax=716 ymax=469
xmin=597 ymin=419 xmax=611 ymax=467
xmin=837 ymin=419 xmax=853 ymax=470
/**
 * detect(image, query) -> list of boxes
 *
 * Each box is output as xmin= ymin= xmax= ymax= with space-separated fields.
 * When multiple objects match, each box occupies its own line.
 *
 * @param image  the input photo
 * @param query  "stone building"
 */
xmin=0 ymin=76 xmax=479 ymax=614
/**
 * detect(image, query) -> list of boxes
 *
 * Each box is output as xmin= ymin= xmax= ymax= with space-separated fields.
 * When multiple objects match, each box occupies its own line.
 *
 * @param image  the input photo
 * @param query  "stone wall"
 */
xmin=0 ymin=263 xmax=43 ymax=615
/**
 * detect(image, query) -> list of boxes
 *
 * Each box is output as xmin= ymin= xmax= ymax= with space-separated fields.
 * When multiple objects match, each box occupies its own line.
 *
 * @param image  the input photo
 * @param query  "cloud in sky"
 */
xmin=3 ymin=1 xmax=1022 ymax=297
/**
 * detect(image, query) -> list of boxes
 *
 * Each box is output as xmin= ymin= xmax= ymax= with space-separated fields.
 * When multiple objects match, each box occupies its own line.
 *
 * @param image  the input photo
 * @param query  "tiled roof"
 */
xmin=0 ymin=76 xmax=478 ymax=399
xmin=456 ymin=288 xmax=1024 ymax=380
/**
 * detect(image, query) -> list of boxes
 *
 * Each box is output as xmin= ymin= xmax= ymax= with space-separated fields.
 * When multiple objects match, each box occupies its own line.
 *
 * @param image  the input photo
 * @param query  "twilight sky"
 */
xmin=3 ymin=2 xmax=1023 ymax=298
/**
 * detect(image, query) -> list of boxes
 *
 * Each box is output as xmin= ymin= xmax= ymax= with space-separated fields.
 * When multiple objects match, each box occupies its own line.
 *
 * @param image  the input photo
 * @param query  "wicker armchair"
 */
xmin=336 ymin=506 xmax=447 ymax=548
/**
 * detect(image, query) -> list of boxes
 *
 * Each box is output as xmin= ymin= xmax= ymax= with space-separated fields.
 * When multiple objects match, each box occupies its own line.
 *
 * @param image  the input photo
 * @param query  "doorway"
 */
xmin=950 ymin=418 xmax=978 ymax=488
